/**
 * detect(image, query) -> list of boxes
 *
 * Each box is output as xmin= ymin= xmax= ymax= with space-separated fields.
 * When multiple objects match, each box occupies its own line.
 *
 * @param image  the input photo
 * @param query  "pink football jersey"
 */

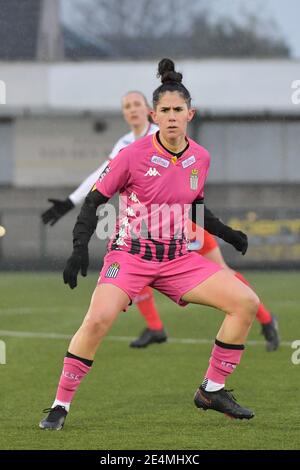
xmin=96 ymin=132 xmax=210 ymax=261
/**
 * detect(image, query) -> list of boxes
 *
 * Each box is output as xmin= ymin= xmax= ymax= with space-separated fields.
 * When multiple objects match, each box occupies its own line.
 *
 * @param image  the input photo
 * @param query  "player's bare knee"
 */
xmin=240 ymin=291 xmax=260 ymax=322
xmin=229 ymin=290 xmax=259 ymax=326
xmin=248 ymin=291 xmax=260 ymax=317
xmin=83 ymin=309 xmax=118 ymax=336
xmin=83 ymin=319 xmax=109 ymax=339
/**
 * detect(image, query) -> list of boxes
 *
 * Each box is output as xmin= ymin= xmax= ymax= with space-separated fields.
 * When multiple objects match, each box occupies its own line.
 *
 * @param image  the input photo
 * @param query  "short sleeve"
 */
xmin=96 ymin=148 xmax=131 ymax=198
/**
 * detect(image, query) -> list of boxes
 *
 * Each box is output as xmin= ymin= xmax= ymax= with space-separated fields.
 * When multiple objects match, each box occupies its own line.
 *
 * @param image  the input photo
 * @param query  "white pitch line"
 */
xmin=0 ymin=307 xmax=79 ymax=315
xmin=0 ymin=330 xmax=72 ymax=339
xmin=0 ymin=330 xmax=293 ymax=347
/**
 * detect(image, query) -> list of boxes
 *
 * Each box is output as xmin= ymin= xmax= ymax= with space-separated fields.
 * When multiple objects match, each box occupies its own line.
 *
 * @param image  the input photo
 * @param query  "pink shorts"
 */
xmin=97 ymin=251 xmax=222 ymax=306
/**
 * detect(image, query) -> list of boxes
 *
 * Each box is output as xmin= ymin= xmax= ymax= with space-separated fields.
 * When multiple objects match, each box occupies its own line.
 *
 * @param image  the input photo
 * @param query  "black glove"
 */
xmin=223 ymin=228 xmax=248 ymax=255
xmin=41 ymin=198 xmax=74 ymax=226
xmin=63 ymin=245 xmax=89 ymax=289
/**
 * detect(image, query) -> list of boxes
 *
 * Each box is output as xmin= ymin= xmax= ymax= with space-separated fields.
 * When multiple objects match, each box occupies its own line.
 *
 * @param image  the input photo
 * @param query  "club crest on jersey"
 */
xmin=190 ymin=169 xmax=199 ymax=190
xmin=145 ymin=167 xmax=161 ymax=176
xmin=105 ymin=262 xmax=120 ymax=278
xmin=150 ymin=155 xmax=170 ymax=168
xmin=182 ymin=155 xmax=196 ymax=169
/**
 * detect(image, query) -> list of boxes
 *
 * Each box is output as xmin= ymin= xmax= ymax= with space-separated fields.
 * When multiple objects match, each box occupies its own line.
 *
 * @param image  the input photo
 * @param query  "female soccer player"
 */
xmin=40 ymin=58 xmax=260 ymax=430
xmin=42 ymin=91 xmax=168 ymax=347
xmin=42 ymin=93 xmax=278 ymax=351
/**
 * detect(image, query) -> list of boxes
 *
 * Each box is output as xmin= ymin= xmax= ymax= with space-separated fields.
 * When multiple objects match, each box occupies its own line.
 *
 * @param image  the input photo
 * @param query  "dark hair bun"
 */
xmin=157 ymin=58 xmax=183 ymax=84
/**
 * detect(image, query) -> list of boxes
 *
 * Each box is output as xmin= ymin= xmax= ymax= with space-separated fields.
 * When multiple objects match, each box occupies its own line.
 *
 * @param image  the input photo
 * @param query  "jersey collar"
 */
xmin=152 ymin=132 xmax=190 ymax=163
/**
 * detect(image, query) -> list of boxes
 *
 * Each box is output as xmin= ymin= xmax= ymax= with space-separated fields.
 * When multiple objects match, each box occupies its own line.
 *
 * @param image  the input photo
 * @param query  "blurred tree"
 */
xmin=66 ymin=0 xmax=290 ymax=58
xmin=189 ymin=13 xmax=290 ymax=57
xmin=73 ymin=0 xmax=204 ymax=38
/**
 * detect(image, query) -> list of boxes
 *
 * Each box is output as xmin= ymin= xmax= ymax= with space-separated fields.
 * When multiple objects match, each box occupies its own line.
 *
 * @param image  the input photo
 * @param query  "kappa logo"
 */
xmin=129 ymin=192 xmax=140 ymax=203
xmin=145 ymin=167 xmax=161 ymax=176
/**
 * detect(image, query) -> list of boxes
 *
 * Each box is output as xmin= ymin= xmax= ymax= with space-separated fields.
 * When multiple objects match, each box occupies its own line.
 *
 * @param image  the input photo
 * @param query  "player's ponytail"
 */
xmin=153 ymin=58 xmax=191 ymax=108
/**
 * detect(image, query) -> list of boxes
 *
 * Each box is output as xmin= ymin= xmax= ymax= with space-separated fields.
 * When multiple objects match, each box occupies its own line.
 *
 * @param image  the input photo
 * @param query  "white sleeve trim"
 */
xmin=108 ymin=137 xmax=126 ymax=160
xmin=69 ymin=160 xmax=109 ymax=206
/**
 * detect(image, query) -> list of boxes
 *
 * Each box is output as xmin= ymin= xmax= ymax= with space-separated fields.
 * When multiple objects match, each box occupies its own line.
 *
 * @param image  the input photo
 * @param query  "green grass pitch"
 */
xmin=0 ymin=271 xmax=299 ymax=450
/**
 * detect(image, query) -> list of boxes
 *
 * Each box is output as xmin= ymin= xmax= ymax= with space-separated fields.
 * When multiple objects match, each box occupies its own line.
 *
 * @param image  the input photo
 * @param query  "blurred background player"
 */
xmin=41 ymin=92 xmax=279 ymax=352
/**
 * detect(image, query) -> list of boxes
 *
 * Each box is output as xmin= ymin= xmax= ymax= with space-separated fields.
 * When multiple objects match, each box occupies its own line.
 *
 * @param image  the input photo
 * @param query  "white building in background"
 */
xmin=0 ymin=59 xmax=300 ymax=186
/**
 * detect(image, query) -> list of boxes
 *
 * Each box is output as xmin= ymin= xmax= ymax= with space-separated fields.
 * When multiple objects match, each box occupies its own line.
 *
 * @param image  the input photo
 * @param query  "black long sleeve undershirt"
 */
xmin=73 ymin=190 xmax=109 ymax=249
xmin=191 ymin=198 xmax=234 ymax=242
